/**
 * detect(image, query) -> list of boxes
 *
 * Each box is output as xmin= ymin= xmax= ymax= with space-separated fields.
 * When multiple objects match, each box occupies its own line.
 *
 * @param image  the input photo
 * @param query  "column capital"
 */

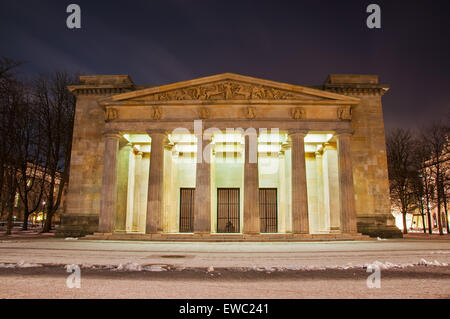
xmin=163 ymin=140 xmax=174 ymax=150
xmin=147 ymin=129 xmax=168 ymax=136
xmin=334 ymin=129 xmax=354 ymax=137
xmin=289 ymin=129 xmax=309 ymax=137
xmin=135 ymin=151 xmax=143 ymax=159
xmin=103 ymin=131 xmax=122 ymax=139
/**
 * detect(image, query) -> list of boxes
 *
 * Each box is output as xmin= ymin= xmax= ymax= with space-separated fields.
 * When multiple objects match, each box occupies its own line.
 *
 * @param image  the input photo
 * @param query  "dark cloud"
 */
xmin=0 ymin=0 xmax=449 ymax=130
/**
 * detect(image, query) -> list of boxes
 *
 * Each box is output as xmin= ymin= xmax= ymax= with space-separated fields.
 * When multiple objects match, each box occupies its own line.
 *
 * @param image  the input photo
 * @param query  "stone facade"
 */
xmin=57 ymin=73 xmax=402 ymax=239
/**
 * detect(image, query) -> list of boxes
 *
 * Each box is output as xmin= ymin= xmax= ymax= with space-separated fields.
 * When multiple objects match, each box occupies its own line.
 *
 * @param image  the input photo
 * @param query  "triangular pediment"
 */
xmin=111 ymin=73 xmax=359 ymax=103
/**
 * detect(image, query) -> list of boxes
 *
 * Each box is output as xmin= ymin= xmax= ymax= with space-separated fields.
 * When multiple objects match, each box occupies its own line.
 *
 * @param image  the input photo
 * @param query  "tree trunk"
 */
xmin=426 ymin=198 xmax=432 ymax=234
xmin=21 ymin=201 xmax=29 ymax=231
xmin=442 ymin=192 xmax=449 ymax=234
xmin=22 ymin=211 xmax=31 ymax=231
xmin=445 ymin=211 xmax=449 ymax=235
xmin=402 ymin=210 xmax=408 ymax=234
xmin=437 ymin=196 xmax=443 ymax=235
xmin=6 ymin=198 xmax=14 ymax=236
xmin=420 ymin=201 xmax=427 ymax=234
xmin=42 ymin=210 xmax=54 ymax=233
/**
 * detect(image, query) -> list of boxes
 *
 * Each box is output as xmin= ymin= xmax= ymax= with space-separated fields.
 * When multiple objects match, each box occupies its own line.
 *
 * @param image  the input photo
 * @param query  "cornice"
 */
xmin=323 ymin=85 xmax=389 ymax=97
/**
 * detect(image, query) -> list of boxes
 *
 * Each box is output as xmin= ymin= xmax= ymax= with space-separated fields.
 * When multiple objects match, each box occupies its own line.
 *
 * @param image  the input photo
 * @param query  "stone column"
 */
xmin=98 ymin=132 xmax=121 ymax=233
xmin=315 ymin=151 xmax=327 ymax=232
xmin=133 ymin=152 xmax=143 ymax=232
xmin=337 ymin=131 xmax=358 ymax=233
xmin=115 ymin=142 xmax=132 ymax=232
xmin=278 ymin=151 xmax=287 ymax=233
xmin=194 ymin=133 xmax=212 ymax=233
xmin=323 ymin=143 xmax=340 ymax=233
xmin=290 ymin=130 xmax=309 ymax=234
xmin=146 ymin=132 xmax=166 ymax=234
xmin=243 ymin=133 xmax=260 ymax=234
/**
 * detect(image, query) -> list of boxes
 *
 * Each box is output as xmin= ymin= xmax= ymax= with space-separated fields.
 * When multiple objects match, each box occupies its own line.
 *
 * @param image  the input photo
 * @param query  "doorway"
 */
xmin=179 ymin=188 xmax=195 ymax=233
xmin=217 ymin=188 xmax=240 ymax=233
xmin=259 ymin=188 xmax=278 ymax=233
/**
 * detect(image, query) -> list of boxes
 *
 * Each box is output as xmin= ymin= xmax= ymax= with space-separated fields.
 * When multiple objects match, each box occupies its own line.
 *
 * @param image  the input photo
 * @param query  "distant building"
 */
xmin=395 ymin=138 xmax=449 ymax=233
xmin=0 ymin=163 xmax=67 ymax=227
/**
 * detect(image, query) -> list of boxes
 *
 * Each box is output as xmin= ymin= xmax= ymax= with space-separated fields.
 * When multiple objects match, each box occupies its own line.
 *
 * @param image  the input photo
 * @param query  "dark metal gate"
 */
xmin=259 ymin=188 xmax=278 ymax=233
xmin=179 ymin=188 xmax=195 ymax=233
xmin=217 ymin=188 xmax=240 ymax=233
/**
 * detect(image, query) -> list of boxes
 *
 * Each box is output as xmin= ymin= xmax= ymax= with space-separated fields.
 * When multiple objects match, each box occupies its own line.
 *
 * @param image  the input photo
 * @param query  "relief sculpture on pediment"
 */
xmin=140 ymin=81 xmax=304 ymax=101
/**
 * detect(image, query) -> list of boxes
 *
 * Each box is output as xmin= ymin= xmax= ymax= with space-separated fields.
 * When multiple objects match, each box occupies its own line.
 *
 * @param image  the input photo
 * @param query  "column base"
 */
xmin=329 ymin=227 xmax=341 ymax=233
xmin=55 ymin=214 xmax=99 ymax=238
xmin=357 ymin=215 xmax=403 ymax=238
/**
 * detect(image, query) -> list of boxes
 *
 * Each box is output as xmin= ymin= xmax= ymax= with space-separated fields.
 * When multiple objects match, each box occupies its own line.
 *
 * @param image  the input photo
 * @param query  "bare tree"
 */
xmin=421 ymin=122 xmax=449 ymax=235
xmin=413 ymin=136 xmax=435 ymax=234
xmin=33 ymin=72 xmax=76 ymax=233
xmin=0 ymin=59 xmax=26 ymax=234
xmin=0 ymin=58 xmax=22 ymax=220
xmin=15 ymin=90 xmax=48 ymax=230
xmin=0 ymin=57 xmax=22 ymax=80
xmin=387 ymin=129 xmax=418 ymax=234
xmin=411 ymin=171 xmax=427 ymax=233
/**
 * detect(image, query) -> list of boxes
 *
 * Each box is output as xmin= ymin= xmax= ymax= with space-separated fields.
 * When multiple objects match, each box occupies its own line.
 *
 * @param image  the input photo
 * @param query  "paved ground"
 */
xmin=1 ymin=238 xmax=450 ymax=267
xmin=0 ymin=238 xmax=449 ymax=298
xmin=1 ymin=266 xmax=449 ymax=299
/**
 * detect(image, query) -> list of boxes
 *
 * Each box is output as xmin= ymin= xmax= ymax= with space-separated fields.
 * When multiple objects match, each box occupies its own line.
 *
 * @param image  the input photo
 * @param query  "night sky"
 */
xmin=1 ymin=0 xmax=449 ymax=131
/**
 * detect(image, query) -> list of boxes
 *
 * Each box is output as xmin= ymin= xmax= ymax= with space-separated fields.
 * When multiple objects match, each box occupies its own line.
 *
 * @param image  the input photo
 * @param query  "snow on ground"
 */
xmin=0 ymin=258 xmax=448 ymax=272
xmin=0 ymin=261 xmax=43 ymax=268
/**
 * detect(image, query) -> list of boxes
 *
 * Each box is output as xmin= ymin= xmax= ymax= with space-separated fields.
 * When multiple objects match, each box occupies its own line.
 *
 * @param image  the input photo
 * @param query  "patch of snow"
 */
xmin=0 ymin=261 xmax=42 ymax=268
xmin=430 ymin=250 xmax=450 ymax=255
xmin=143 ymin=265 xmax=167 ymax=272
xmin=17 ymin=261 xmax=42 ymax=268
xmin=116 ymin=263 xmax=142 ymax=272
xmin=64 ymin=237 xmax=78 ymax=241
xmin=102 ymin=265 xmax=116 ymax=270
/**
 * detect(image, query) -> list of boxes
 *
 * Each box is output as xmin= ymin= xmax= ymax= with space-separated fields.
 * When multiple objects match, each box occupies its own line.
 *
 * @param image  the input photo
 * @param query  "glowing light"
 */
xmin=258 ymin=144 xmax=282 ymax=153
xmin=258 ymin=133 xmax=287 ymax=144
xmin=213 ymin=133 xmax=244 ymax=144
xmin=174 ymin=144 xmax=197 ymax=153
xmin=304 ymin=133 xmax=334 ymax=143
xmin=123 ymin=134 xmax=151 ymax=143
xmin=169 ymin=134 xmax=196 ymax=144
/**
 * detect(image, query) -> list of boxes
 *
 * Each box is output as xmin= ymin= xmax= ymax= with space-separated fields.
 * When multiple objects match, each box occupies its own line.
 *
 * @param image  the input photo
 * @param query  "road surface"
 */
xmin=0 ymin=238 xmax=449 ymax=298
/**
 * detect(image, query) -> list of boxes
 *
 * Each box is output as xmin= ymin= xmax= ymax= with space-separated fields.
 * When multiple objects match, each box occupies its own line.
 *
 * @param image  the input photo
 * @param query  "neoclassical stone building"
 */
xmin=58 ymin=73 xmax=402 ymax=239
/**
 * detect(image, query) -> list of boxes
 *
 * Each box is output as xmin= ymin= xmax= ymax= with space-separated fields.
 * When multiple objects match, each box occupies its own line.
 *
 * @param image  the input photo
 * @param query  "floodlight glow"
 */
xmin=169 ymin=134 xmax=196 ymax=144
xmin=258 ymin=144 xmax=282 ymax=153
xmin=304 ymin=133 xmax=334 ymax=143
xmin=258 ymin=133 xmax=287 ymax=143
xmin=175 ymin=144 xmax=197 ymax=153
xmin=123 ymin=134 xmax=152 ymax=144
xmin=213 ymin=133 xmax=243 ymax=144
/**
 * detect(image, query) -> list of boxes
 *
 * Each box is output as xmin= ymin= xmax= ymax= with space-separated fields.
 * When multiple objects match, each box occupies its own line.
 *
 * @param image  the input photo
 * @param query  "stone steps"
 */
xmin=82 ymin=232 xmax=374 ymax=242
